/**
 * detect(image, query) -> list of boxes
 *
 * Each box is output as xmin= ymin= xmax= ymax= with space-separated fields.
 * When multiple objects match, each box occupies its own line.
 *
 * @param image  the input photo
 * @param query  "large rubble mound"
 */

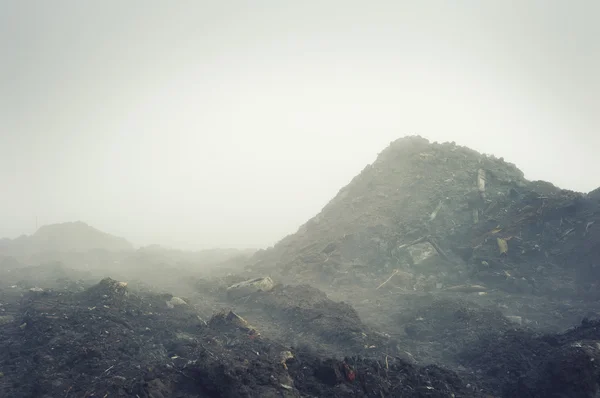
xmin=249 ymin=136 xmax=600 ymax=300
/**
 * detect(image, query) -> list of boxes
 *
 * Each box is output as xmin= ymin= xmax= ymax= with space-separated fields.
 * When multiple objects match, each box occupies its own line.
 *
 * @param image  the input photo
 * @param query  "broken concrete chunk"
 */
xmin=405 ymin=243 xmax=438 ymax=266
xmin=506 ymin=315 xmax=523 ymax=325
xmin=166 ymin=297 xmax=187 ymax=309
xmin=96 ymin=278 xmax=129 ymax=294
xmin=208 ymin=310 xmax=254 ymax=331
xmin=0 ymin=315 xmax=15 ymax=326
xmin=227 ymin=277 xmax=274 ymax=299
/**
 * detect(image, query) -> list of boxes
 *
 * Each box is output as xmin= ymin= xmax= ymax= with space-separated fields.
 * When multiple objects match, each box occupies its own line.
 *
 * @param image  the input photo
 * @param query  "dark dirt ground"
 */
xmin=2 ymin=263 xmax=600 ymax=397
xmin=0 ymin=275 xmax=483 ymax=398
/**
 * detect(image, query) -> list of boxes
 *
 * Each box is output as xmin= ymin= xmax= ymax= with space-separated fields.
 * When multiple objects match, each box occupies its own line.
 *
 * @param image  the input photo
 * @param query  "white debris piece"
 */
xmin=405 ymin=243 xmax=437 ymax=265
xmin=506 ymin=315 xmax=523 ymax=325
xmin=227 ymin=277 xmax=275 ymax=299
xmin=477 ymin=168 xmax=486 ymax=194
xmin=166 ymin=297 xmax=188 ymax=308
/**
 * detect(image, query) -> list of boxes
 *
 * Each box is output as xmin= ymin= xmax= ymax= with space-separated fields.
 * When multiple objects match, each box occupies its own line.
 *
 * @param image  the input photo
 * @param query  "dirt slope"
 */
xmin=248 ymin=136 xmax=600 ymax=300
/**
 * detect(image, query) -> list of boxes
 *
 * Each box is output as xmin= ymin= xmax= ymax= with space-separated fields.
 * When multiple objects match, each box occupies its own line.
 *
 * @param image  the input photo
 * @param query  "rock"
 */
xmin=406 ymin=243 xmax=438 ymax=266
xmin=209 ymin=310 xmax=253 ymax=331
xmin=0 ymin=315 xmax=14 ymax=326
xmin=506 ymin=315 xmax=523 ymax=325
xmin=166 ymin=297 xmax=187 ymax=308
xmin=227 ymin=277 xmax=274 ymax=299
xmin=80 ymin=278 xmax=129 ymax=303
xmin=280 ymin=350 xmax=294 ymax=362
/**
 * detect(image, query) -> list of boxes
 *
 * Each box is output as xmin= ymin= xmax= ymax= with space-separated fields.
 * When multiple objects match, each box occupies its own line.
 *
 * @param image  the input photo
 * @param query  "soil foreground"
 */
xmin=2 ymin=136 xmax=600 ymax=397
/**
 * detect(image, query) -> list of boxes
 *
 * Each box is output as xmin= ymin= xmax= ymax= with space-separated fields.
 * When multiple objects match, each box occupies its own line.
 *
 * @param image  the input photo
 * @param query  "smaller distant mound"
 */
xmin=32 ymin=221 xmax=134 ymax=252
xmin=0 ymin=221 xmax=134 ymax=257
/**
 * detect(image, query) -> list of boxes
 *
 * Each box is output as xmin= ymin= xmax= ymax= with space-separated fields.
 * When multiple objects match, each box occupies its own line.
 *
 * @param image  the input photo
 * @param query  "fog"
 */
xmin=1 ymin=0 xmax=599 ymax=249
xmin=2 ymin=4 xmax=600 ymax=395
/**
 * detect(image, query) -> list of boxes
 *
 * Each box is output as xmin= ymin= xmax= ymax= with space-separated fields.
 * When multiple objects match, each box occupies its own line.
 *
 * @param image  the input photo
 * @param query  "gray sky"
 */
xmin=1 ymin=1 xmax=599 ymax=249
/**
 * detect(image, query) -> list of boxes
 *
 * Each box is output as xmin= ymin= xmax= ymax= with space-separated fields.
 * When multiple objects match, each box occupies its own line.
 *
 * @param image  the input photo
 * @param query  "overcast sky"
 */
xmin=1 ymin=1 xmax=599 ymax=249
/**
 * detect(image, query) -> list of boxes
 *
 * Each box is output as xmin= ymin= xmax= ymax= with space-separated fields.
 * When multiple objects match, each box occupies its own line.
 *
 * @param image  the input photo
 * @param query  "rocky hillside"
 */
xmin=249 ymin=136 xmax=600 ymax=298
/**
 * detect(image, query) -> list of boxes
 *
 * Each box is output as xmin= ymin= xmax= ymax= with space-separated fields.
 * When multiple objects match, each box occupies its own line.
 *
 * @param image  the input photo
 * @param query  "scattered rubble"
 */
xmin=0 ymin=277 xmax=482 ymax=397
xmin=226 ymin=276 xmax=275 ymax=299
xmin=249 ymin=136 xmax=600 ymax=303
xmin=166 ymin=296 xmax=188 ymax=308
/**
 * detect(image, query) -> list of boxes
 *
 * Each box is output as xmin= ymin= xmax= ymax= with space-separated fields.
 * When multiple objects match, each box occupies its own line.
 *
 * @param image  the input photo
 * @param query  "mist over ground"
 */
xmin=1 ymin=2 xmax=600 ymax=397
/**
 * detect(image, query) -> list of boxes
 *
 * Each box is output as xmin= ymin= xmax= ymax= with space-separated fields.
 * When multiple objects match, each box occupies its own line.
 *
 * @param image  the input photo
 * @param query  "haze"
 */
xmin=1 ymin=0 xmax=598 ymax=249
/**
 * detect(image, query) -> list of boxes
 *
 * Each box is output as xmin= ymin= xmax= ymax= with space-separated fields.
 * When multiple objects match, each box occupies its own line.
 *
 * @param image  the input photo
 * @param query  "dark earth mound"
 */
xmin=247 ymin=137 xmax=600 ymax=305
xmin=2 ymin=273 xmax=600 ymax=397
xmin=0 ymin=277 xmax=481 ymax=398
xmin=228 ymin=284 xmax=398 ymax=358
